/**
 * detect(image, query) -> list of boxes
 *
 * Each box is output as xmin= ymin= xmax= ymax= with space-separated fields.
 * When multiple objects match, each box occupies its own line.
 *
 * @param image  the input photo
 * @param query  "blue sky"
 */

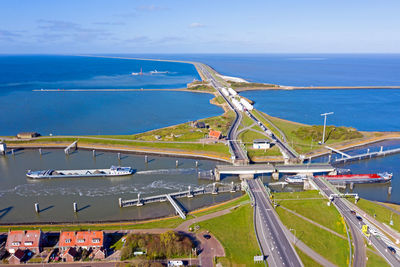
xmin=0 ymin=0 xmax=399 ymax=53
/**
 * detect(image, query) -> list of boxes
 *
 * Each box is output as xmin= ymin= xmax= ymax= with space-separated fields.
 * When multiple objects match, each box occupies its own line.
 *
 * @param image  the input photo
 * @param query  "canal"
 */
xmin=0 ymin=149 xmax=241 ymax=224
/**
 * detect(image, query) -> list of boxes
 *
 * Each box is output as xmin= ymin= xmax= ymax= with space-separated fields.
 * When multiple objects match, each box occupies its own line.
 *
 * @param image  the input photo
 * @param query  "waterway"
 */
xmin=308 ymin=140 xmax=400 ymax=204
xmin=0 ymin=55 xmax=221 ymax=136
xmin=0 ymin=149 xmax=239 ymax=224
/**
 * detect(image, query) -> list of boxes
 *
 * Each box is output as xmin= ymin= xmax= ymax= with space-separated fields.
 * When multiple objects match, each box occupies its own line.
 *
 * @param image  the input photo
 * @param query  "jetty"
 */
xmin=326 ymin=146 xmax=400 ymax=164
xmin=64 ymin=140 xmax=78 ymax=154
xmin=118 ymin=183 xmax=241 ymax=219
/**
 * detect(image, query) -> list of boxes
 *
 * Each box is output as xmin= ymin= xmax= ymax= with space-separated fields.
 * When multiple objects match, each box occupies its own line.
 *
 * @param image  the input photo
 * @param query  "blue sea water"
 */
xmin=0 ymin=55 xmax=220 ymax=135
xmin=110 ymin=54 xmax=400 ymax=86
xmin=241 ymin=89 xmax=400 ymax=132
xmin=0 ymin=55 xmax=199 ymax=93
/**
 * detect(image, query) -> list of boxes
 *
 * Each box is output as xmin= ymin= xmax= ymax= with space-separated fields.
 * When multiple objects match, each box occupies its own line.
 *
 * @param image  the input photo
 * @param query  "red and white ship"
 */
xmin=316 ymin=172 xmax=392 ymax=184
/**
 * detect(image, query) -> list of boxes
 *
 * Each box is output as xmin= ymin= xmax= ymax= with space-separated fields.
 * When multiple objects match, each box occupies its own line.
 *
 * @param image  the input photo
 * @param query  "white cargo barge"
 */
xmin=26 ymin=166 xmax=134 ymax=179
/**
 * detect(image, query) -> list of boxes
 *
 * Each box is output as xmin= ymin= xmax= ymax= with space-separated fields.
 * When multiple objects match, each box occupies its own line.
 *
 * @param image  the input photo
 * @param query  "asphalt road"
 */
xmin=248 ymin=179 xmax=302 ymax=267
xmin=311 ymin=177 xmax=400 ymax=266
xmin=196 ymin=63 xmax=247 ymax=162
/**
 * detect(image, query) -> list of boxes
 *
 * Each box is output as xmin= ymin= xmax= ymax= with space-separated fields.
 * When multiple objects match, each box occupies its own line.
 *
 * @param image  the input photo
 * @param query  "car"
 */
xmin=356 ymin=216 xmax=363 ymax=221
xmin=387 ymin=246 xmax=396 ymax=254
xmin=350 ymin=210 xmax=356 ymax=215
xmin=203 ymin=234 xmax=211 ymax=239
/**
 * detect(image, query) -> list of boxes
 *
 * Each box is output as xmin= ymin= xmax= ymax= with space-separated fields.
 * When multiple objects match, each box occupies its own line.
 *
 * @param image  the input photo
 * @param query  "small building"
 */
xmin=17 ymin=132 xmax=40 ymax=139
xmin=62 ymin=247 xmax=78 ymax=262
xmin=191 ymin=120 xmax=206 ymax=129
xmin=253 ymin=139 xmax=271 ymax=149
xmin=195 ymin=121 xmax=206 ymax=129
xmin=7 ymin=249 xmax=26 ymax=265
xmin=5 ymin=230 xmax=45 ymax=254
xmin=91 ymin=247 xmax=107 ymax=260
xmin=208 ymin=130 xmax=222 ymax=140
xmin=59 ymin=231 xmax=105 ymax=252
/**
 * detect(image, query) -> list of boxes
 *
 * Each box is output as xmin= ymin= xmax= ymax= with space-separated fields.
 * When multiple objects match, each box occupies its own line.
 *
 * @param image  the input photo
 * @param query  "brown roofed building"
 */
xmin=91 ymin=247 xmax=107 ymax=260
xmin=208 ymin=130 xmax=222 ymax=140
xmin=7 ymin=249 xmax=26 ymax=265
xmin=61 ymin=247 xmax=78 ymax=262
xmin=5 ymin=230 xmax=45 ymax=254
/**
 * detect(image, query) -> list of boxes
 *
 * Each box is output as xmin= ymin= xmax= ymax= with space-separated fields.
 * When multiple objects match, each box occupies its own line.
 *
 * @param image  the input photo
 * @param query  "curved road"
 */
xmin=311 ymin=177 xmax=399 ymax=266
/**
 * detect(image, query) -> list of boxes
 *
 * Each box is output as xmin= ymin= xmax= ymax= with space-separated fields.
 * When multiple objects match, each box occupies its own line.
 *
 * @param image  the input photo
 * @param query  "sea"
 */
xmin=0 ymin=55 xmax=220 ymax=135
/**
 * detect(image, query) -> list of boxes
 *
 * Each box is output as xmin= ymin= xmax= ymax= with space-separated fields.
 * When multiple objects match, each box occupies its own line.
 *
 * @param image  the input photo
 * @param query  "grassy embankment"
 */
xmin=229 ymin=81 xmax=280 ymax=90
xmin=355 ymin=198 xmax=400 ymax=233
xmin=366 ymin=249 xmax=390 ymax=267
xmin=237 ymin=113 xmax=283 ymax=160
xmin=6 ymin=137 xmax=230 ymax=158
xmin=5 ymin=109 xmax=237 ymax=159
xmin=252 ymin=110 xmax=365 ymax=154
xmin=294 ymin=246 xmax=322 ymax=267
xmin=0 ymin=195 xmax=247 ymax=232
xmin=193 ymin=203 xmax=262 ymax=266
xmin=273 ymin=190 xmax=350 ymax=267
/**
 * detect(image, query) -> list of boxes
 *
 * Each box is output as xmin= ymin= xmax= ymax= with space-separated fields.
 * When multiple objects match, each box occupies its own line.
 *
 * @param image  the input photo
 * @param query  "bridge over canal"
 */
xmin=214 ymin=163 xmax=336 ymax=181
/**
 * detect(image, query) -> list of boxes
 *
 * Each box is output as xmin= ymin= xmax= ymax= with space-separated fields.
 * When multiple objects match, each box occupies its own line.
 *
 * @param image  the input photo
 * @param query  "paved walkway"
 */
xmin=175 ymin=208 xmax=233 ymax=232
xmin=196 ymin=231 xmax=225 ymax=267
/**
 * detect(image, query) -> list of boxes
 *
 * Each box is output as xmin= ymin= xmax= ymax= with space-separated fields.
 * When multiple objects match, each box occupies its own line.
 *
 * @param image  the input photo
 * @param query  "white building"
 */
xmin=253 ymin=139 xmax=271 ymax=149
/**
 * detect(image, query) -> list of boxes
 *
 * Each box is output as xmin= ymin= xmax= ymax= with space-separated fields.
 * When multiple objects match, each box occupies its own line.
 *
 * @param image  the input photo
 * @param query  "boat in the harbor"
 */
xmin=284 ymin=174 xmax=308 ymax=184
xmin=26 ymin=166 xmax=134 ymax=179
xmin=316 ymin=172 xmax=392 ymax=184
xmin=150 ymin=69 xmax=168 ymax=74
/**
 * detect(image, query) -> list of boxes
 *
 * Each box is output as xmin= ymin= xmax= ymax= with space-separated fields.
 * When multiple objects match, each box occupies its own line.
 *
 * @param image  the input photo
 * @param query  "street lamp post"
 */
xmin=320 ymin=112 xmax=334 ymax=144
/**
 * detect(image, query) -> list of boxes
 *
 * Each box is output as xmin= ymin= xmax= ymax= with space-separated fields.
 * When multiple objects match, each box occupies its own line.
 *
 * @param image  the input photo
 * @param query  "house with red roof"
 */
xmin=59 ymin=231 xmax=105 ymax=252
xmin=5 ymin=230 xmax=45 ymax=254
xmin=208 ymin=130 xmax=222 ymax=140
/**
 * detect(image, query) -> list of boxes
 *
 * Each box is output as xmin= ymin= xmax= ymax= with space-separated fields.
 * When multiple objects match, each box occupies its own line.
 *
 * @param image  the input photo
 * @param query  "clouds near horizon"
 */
xmin=0 ymin=0 xmax=399 ymax=53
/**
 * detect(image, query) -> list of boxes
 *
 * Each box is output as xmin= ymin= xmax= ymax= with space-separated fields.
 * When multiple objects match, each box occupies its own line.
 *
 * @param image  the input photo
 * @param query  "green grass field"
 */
xmin=274 ymin=191 xmax=346 ymax=236
xmin=294 ymin=246 xmax=322 ymax=267
xmin=366 ymin=249 xmax=390 ymax=267
xmin=262 ymin=113 xmax=364 ymax=154
xmin=194 ymin=204 xmax=262 ymax=266
xmin=276 ymin=207 xmax=350 ymax=267
xmin=355 ymin=198 xmax=400 ymax=233
xmin=6 ymin=136 xmax=231 ymax=158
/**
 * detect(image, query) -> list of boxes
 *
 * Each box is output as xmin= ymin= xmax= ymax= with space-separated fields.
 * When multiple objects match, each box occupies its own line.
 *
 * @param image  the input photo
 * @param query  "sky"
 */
xmin=0 ymin=0 xmax=399 ymax=54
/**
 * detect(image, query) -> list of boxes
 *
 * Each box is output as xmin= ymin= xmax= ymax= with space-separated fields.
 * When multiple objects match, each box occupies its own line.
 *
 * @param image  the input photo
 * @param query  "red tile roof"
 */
xmin=59 ymin=231 xmax=104 ymax=248
xmin=209 ymin=130 xmax=222 ymax=139
xmin=6 ymin=230 xmax=42 ymax=250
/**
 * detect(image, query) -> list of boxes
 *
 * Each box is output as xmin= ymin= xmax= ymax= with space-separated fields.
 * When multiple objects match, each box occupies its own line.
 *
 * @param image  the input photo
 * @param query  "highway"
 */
xmin=311 ymin=177 xmax=400 ymax=266
xmin=248 ymin=178 xmax=302 ymax=267
xmin=196 ymin=63 xmax=248 ymax=163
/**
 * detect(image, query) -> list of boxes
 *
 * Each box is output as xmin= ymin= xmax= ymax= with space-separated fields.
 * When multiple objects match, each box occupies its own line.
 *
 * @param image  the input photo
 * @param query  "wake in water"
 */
xmin=136 ymin=168 xmax=201 ymax=175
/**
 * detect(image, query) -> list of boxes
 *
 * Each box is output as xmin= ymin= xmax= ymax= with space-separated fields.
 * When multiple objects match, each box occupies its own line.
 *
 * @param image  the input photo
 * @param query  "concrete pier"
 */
xmin=119 ymin=183 xmax=240 ymax=208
